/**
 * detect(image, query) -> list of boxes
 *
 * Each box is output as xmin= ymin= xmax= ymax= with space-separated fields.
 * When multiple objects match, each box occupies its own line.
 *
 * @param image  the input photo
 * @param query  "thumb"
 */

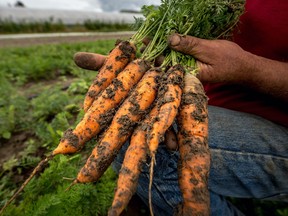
xmin=74 ymin=52 xmax=107 ymax=71
xmin=167 ymin=33 xmax=207 ymax=58
xmin=168 ymin=34 xmax=216 ymax=82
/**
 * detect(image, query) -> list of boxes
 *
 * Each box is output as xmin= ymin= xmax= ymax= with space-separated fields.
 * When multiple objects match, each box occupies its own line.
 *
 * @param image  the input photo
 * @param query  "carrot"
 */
xmin=72 ymin=67 xmax=162 ymax=184
xmin=175 ymin=73 xmax=210 ymax=216
xmin=148 ymin=64 xmax=184 ymax=156
xmin=53 ymin=59 xmax=151 ymax=156
xmin=147 ymin=64 xmax=184 ymax=215
xmin=83 ymin=40 xmax=136 ymax=112
xmin=108 ymin=107 xmax=159 ymax=216
xmin=0 ymin=59 xmax=149 ymax=215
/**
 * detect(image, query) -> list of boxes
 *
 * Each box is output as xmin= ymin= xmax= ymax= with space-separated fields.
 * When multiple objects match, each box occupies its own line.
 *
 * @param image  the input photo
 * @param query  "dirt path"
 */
xmin=0 ymin=31 xmax=135 ymax=48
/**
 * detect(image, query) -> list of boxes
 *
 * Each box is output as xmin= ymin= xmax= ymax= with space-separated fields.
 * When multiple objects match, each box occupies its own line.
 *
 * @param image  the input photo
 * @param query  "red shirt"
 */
xmin=204 ymin=0 xmax=288 ymax=127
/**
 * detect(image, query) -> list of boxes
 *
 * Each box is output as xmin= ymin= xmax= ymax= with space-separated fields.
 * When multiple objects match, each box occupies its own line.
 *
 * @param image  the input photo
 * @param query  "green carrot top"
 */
xmin=131 ymin=0 xmax=245 ymax=74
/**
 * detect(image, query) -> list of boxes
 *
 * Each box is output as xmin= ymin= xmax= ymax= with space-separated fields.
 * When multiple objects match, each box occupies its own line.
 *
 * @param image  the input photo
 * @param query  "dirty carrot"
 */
xmin=148 ymin=64 xmax=184 ymax=157
xmin=147 ymin=64 xmax=184 ymax=216
xmin=71 ymin=67 xmax=162 ymax=185
xmin=175 ymin=73 xmax=210 ymax=216
xmin=108 ymin=107 xmax=159 ymax=216
xmin=83 ymin=40 xmax=136 ymax=112
xmin=53 ymin=59 xmax=151 ymax=156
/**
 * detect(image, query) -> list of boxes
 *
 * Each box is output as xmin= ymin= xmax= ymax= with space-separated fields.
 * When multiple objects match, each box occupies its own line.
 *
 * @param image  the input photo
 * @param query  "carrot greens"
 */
xmin=135 ymin=0 xmax=245 ymax=72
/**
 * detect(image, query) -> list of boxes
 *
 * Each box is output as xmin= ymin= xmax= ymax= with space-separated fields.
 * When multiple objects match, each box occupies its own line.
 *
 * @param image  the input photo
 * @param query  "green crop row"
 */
xmin=0 ymin=18 xmax=132 ymax=34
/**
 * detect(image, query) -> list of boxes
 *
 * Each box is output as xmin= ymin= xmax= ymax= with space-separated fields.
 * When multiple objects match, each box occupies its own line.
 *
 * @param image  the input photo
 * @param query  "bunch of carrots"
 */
xmin=0 ymin=0 xmax=245 ymax=215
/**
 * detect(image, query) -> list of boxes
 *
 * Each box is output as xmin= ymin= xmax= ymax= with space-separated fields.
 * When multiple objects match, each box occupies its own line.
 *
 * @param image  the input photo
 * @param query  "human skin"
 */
xmin=167 ymin=33 xmax=288 ymax=103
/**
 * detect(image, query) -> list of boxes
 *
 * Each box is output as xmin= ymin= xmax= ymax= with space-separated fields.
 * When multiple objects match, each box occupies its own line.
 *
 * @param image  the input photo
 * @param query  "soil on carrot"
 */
xmin=156 ymin=65 xmax=184 ymax=108
xmin=60 ymin=129 xmax=80 ymax=149
xmin=97 ymin=108 xmax=117 ymax=130
xmin=93 ymin=77 xmax=108 ymax=87
xmin=115 ymin=40 xmax=136 ymax=61
xmin=117 ymin=115 xmax=137 ymax=137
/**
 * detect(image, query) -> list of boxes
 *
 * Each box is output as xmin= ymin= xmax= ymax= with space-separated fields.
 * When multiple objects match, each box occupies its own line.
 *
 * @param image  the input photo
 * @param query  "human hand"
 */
xmin=73 ymin=52 xmax=107 ymax=71
xmin=168 ymin=33 xmax=250 ymax=84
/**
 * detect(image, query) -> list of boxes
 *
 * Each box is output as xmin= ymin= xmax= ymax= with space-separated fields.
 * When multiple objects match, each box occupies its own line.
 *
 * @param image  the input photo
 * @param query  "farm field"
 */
xmin=0 ymin=39 xmax=148 ymax=216
xmin=0 ymin=39 xmax=287 ymax=216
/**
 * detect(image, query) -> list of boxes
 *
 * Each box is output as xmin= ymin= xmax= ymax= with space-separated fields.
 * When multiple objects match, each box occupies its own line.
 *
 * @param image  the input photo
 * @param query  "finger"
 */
xmin=140 ymin=45 xmax=147 ymax=53
xmin=164 ymin=127 xmax=178 ymax=151
xmin=154 ymin=55 xmax=165 ymax=67
xmin=167 ymin=33 xmax=212 ymax=59
xmin=140 ymin=37 xmax=152 ymax=53
xmin=142 ymin=37 xmax=151 ymax=46
xmin=195 ymin=60 xmax=215 ymax=83
xmin=73 ymin=52 xmax=107 ymax=71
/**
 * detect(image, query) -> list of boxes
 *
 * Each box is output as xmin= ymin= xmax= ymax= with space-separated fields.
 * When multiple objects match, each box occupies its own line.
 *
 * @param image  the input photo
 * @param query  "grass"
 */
xmin=0 ymin=40 xmax=287 ymax=216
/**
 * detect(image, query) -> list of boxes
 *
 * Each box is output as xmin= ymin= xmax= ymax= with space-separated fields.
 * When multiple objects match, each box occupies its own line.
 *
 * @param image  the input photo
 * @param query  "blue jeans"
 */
xmin=112 ymin=106 xmax=288 ymax=215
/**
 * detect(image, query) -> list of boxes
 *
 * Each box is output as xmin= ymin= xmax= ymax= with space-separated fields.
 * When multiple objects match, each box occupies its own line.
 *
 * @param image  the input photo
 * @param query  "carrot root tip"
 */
xmin=149 ymin=156 xmax=156 ymax=216
xmin=65 ymin=179 xmax=78 ymax=192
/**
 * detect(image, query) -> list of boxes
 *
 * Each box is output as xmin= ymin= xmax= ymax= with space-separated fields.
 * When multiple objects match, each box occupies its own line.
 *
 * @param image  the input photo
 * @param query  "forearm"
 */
xmin=242 ymin=51 xmax=288 ymax=103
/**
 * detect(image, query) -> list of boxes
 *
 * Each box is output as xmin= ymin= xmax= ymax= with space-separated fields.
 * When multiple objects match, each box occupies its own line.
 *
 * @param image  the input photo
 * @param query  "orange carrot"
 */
xmin=53 ymin=59 xmax=151 ymax=156
xmin=83 ymin=40 xmax=136 ymax=112
xmin=108 ymin=107 xmax=159 ymax=216
xmin=146 ymin=64 xmax=184 ymax=216
xmin=148 ymin=64 xmax=184 ymax=157
xmin=175 ymin=73 xmax=210 ymax=216
xmin=73 ymin=67 xmax=162 ymax=184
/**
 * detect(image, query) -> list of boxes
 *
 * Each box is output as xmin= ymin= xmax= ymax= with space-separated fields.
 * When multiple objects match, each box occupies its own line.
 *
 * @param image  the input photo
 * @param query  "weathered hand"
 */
xmin=168 ymin=33 xmax=288 ymax=102
xmin=168 ymin=33 xmax=250 ymax=84
xmin=73 ymin=52 xmax=107 ymax=71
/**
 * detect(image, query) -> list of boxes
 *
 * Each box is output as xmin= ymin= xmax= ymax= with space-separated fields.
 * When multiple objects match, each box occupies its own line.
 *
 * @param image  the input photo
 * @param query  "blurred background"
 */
xmin=0 ymin=0 xmax=161 ymax=24
xmin=0 ymin=0 xmax=160 ymax=12
xmin=0 ymin=0 xmax=160 ymax=34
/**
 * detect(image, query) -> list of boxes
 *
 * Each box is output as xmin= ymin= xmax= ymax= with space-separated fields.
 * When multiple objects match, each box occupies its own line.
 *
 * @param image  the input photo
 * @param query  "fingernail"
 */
xmin=168 ymin=34 xmax=181 ymax=46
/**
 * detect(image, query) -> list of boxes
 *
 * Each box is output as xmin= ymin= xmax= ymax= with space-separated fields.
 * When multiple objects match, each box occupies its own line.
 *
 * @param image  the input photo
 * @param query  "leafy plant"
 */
xmin=2 ymin=155 xmax=117 ymax=216
xmin=31 ymin=88 xmax=70 ymax=121
xmin=0 ymin=105 xmax=15 ymax=139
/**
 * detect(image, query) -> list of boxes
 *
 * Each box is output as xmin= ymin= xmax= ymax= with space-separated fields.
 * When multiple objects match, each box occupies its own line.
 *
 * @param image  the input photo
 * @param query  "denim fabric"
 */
xmin=112 ymin=105 xmax=288 ymax=215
